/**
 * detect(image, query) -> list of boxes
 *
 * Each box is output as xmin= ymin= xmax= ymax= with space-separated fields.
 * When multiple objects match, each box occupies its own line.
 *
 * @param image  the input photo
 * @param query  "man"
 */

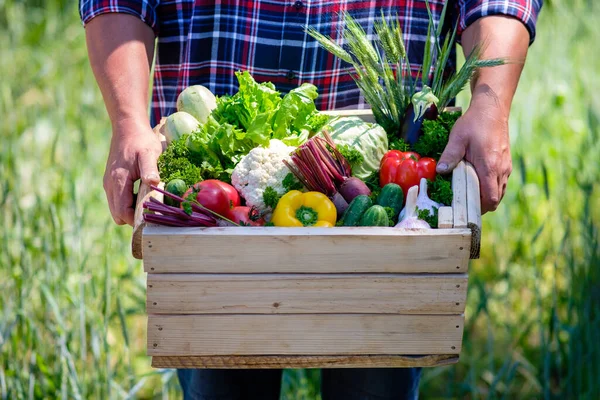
xmin=80 ymin=0 xmax=541 ymax=398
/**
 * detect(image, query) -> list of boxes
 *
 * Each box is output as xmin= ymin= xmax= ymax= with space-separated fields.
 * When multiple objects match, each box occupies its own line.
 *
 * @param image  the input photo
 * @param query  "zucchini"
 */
xmin=376 ymin=183 xmax=403 ymax=218
xmin=359 ymin=205 xmax=390 ymax=227
xmin=342 ymin=195 xmax=372 ymax=226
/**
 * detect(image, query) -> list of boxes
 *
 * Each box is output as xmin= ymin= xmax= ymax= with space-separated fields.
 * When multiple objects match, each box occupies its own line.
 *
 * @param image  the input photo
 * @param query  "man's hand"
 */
xmin=437 ymin=95 xmax=511 ymax=213
xmin=84 ymin=14 xmax=157 ymax=225
xmin=104 ymin=121 xmax=162 ymax=225
xmin=436 ymin=15 xmax=530 ymax=214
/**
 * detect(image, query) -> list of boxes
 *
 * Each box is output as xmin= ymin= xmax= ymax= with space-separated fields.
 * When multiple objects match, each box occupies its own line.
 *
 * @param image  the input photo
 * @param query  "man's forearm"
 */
xmin=461 ymin=16 xmax=530 ymax=118
xmin=85 ymin=14 xmax=156 ymax=129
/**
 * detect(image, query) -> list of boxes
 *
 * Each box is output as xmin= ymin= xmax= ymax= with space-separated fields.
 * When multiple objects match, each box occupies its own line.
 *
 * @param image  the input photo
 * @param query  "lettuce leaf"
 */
xmin=181 ymin=71 xmax=327 ymax=181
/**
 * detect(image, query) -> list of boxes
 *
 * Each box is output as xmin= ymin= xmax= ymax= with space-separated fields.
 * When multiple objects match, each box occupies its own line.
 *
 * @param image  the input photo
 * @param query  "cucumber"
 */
xmin=376 ymin=183 xmax=403 ymax=217
xmin=359 ymin=205 xmax=390 ymax=227
xmin=342 ymin=195 xmax=372 ymax=226
xmin=164 ymin=179 xmax=188 ymax=207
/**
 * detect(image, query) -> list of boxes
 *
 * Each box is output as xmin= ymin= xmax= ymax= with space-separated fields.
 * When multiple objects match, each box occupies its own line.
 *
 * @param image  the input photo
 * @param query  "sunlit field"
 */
xmin=1 ymin=1 xmax=598 ymax=398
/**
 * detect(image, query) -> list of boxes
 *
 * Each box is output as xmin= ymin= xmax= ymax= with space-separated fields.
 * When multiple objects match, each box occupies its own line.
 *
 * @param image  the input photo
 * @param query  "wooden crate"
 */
xmin=131 ymin=109 xmax=482 ymax=369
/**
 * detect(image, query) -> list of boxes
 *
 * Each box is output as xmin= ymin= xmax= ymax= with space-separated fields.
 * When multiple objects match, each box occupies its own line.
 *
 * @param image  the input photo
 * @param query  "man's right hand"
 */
xmin=104 ymin=120 xmax=163 ymax=226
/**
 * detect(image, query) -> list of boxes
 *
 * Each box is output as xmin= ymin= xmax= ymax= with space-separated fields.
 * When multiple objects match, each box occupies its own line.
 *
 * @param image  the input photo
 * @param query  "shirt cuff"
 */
xmin=79 ymin=1 xmax=159 ymax=34
xmin=457 ymin=0 xmax=543 ymax=45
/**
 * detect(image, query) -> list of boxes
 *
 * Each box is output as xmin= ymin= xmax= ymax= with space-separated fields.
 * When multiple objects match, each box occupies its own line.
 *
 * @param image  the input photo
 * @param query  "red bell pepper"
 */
xmin=379 ymin=150 xmax=437 ymax=197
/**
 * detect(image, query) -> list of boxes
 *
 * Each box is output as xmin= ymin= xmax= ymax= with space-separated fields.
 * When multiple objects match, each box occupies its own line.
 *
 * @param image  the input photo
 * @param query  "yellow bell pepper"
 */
xmin=271 ymin=190 xmax=337 ymax=227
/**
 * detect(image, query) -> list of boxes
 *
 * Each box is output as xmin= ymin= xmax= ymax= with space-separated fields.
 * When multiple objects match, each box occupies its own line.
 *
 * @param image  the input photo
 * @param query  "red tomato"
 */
xmin=213 ymin=180 xmax=241 ymax=209
xmin=183 ymin=180 xmax=238 ymax=217
xmin=379 ymin=151 xmax=437 ymax=197
xmin=228 ymin=206 xmax=265 ymax=226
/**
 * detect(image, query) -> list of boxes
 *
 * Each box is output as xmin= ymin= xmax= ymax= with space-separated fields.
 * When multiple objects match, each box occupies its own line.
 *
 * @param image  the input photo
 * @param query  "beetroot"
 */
xmin=338 ymin=177 xmax=371 ymax=203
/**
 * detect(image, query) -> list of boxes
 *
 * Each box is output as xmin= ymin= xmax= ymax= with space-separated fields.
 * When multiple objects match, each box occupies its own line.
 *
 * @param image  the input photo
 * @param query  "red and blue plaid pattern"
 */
xmin=80 ymin=0 xmax=541 ymax=126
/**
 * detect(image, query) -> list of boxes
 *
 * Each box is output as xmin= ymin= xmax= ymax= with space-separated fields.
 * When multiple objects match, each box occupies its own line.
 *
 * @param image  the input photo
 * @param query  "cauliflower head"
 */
xmin=231 ymin=139 xmax=298 ymax=212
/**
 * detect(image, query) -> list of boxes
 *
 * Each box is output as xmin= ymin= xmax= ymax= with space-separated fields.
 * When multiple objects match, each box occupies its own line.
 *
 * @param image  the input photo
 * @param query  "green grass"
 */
xmin=1 ymin=1 xmax=599 ymax=399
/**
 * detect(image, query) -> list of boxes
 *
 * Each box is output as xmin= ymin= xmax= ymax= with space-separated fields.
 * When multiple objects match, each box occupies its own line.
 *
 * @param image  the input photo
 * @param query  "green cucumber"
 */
xmin=359 ymin=205 xmax=390 ymax=227
xmin=342 ymin=195 xmax=372 ymax=226
xmin=164 ymin=179 xmax=188 ymax=207
xmin=376 ymin=183 xmax=403 ymax=217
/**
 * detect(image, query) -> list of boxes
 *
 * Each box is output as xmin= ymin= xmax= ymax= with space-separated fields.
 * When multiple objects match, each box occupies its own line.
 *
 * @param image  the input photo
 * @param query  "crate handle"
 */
xmin=132 ymin=119 xmax=167 ymax=259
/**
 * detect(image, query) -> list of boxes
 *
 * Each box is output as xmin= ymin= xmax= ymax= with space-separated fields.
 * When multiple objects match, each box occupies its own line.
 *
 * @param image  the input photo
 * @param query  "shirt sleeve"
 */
xmin=79 ymin=0 xmax=161 ymax=33
xmin=457 ymin=0 xmax=543 ymax=44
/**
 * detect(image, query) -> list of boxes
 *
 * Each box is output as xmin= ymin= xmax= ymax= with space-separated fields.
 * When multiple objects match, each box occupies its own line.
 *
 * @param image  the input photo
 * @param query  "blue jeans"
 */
xmin=177 ymin=368 xmax=421 ymax=400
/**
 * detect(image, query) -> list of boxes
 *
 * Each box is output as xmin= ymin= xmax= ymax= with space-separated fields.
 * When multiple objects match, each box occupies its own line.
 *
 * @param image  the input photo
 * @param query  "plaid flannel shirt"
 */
xmin=80 ymin=0 xmax=542 ymax=126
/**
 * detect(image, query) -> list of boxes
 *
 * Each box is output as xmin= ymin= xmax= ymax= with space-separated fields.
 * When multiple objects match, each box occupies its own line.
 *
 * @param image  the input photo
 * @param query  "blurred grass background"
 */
xmin=1 ymin=0 xmax=598 ymax=398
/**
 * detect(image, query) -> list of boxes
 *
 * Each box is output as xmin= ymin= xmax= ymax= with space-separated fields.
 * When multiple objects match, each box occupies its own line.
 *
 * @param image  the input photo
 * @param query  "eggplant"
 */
xmin=400 ymin=103 xmax=439 ymax=145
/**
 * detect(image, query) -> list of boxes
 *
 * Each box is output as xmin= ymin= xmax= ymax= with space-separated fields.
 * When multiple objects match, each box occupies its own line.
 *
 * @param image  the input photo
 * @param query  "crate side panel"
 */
xmin=143 ymin=227 xmax=471 ymax=273
xmin=147 ymin=273 xmax=468 ymax=314
xmin=147 ymin=314 xmax=464 ymax=356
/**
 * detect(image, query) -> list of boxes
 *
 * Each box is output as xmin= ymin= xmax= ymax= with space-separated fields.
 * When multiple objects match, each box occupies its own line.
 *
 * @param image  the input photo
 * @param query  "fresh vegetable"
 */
xmin=338 ymin=177 xmax=372 ymax=204
xmin=417 ymin=207 xmax=439 ymax=228
xmin=178 ymin=72 xmax=328 ymax=182
xmin=182 ymin=180 xmax=239 ymax=218
xmin=176 ymin=85 xmax=217 ymax=124
xmin=142 ymin=185 xmax=219 ymax=227
xmin=379 ymin=150 xmax=437 ymax=198
xmin=395 ymin=185 xmax=431 ymax=229
xmin=429 ymin=175 xmax=453 ymax=206
xmin=323 ymin=117 xmax=389 ymax=180
xmin=157 ymin=135 xmax=209 ymax=185
xmin=342 ymin=195 xmax=373 ymax=227
xmin=211 ymin=71 xmax=326 ymax=147
xmin=376 ymin=183 xmax=403 ymax=218
xmin=359 ymin=205 xmax=390 ymax=227
xmin=231 ymin=139 xmax=298 ymax=213
xmin=382 ymin=206 xmax=397 ymax=226
xmin=271 ymin=190 xmax=337 ymax=227
xmin=164 ymin=112 xmax=200 ymax=143
xmin=227 ymin=206 xmax=266 ymax=226
xmin=164 ymin=179 xmax=188 ymax=207
xmin=401 ymin=177 xmax=442 ymax=220
xmin=400 ymin=87 xmax=439 ymax=145
xmin=284 ymin=133 xmax=370 ymax=214
xmin=307 ymin=10 xmax=504 ymax=143
xmin=413 ymin=111 xmax=462 ymax=160
xmin=415 ymin=178 xmax=442 ymax=214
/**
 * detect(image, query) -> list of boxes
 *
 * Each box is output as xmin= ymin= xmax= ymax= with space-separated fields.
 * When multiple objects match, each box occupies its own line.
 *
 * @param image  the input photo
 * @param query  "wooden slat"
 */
xmin=322 ymin=107 xmax=461 ymax=124
xmin=437 ymin=206 xmax=453 ymax=229
xmin=322 ymin=109 xmax=376 ymax=123
xmin=143 ymin=227 xmax=471 ymax=274
xmin=147 ymin=273 xmax=468 ymax=315
xmin=465 ymin=162 xmax=482 ymax=259
xmin=452 ymin=161 xmax=468 ymax=229
xmin=151 ymin=354 xmax=459 ymax=369
xmin=148 ymin=314 xmax=464 ymax=356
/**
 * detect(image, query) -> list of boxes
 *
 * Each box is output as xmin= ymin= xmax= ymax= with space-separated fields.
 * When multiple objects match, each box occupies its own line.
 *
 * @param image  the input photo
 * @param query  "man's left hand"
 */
xmin=435 ymin=97 xmax=512 ymax=214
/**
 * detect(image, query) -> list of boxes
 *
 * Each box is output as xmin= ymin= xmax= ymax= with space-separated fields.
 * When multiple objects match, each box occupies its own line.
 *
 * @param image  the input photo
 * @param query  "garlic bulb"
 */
xmin=398 ymin=178 xmax=442 ymax=220
xmin=415 ymin=177 xmax=442 ymax=213
xmin=395 ymin=185 xmax=431 ymax=229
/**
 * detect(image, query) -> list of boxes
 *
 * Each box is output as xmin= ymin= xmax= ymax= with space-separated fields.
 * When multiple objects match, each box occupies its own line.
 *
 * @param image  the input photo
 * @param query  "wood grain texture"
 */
xmin=452 ymin=161 xmax=468 ymax=229
xmin=151 ymin=354 xmax=460 ymax=369
xmin=132 ymin=182 xmax=164 ymax=259
xmin=146 ymin=273 xmax=468 ymax=314
xmin=322 ymin=109 xmax=376 ymax=123
xmin=147 ymin=314 xmax=464 ymax=356
xmin=132 ymin=118 xmax=167 ymax=259
xmin=465 ymin=162 xmax=482 ymax=259
xmin=437 ymin=207 xmax=453 ymax=229
xmin=322 ymin=107 xmax=461 ymax=124
xmin=142 ymin=227 xmax=471 ymax=273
